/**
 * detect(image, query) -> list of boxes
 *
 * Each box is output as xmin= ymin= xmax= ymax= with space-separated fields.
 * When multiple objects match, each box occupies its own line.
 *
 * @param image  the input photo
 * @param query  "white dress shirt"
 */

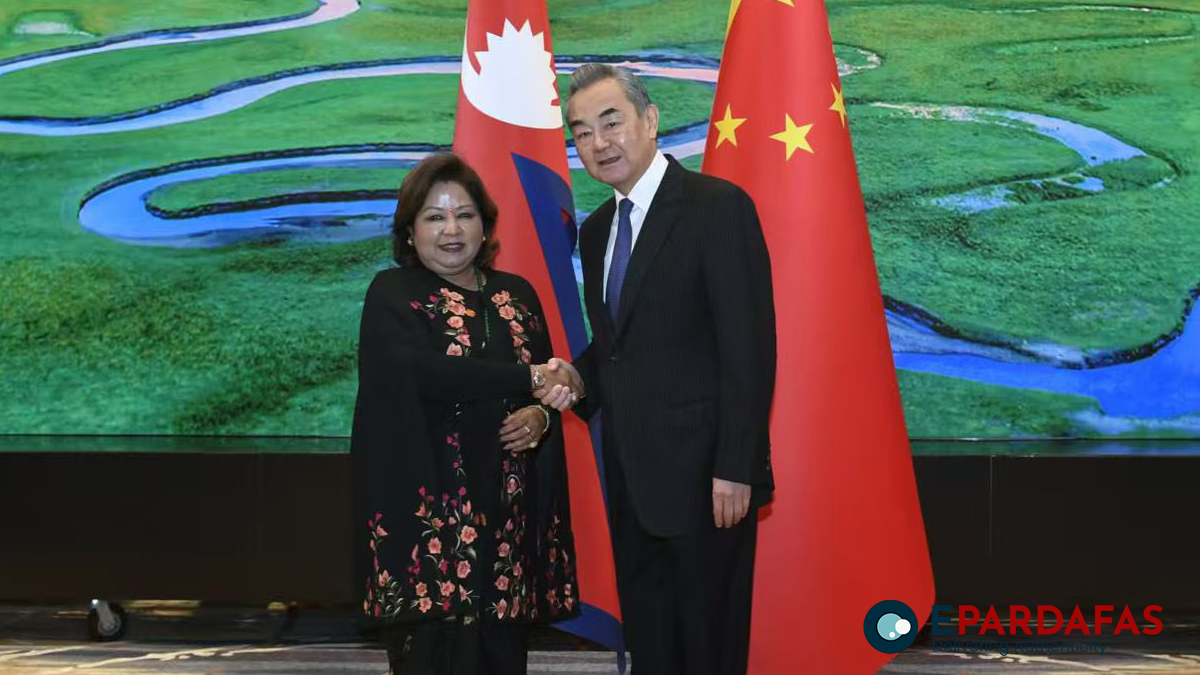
xmin=602 ymin=150 xmax=669 ymax=302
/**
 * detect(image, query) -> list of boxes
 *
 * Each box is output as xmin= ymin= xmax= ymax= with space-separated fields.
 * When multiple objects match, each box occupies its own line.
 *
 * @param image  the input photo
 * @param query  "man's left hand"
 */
xmin=712 ymin=477 xmax=752 ymax=528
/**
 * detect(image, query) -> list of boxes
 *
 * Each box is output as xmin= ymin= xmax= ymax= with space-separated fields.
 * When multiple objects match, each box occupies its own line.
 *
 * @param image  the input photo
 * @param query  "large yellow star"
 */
xmin=769 ymin=114 xmax=814 ymax=160
xmin=829 ymin=83 xmax=847 ymax=127
xmin=713 ymin=104 xmax=747 ymax=148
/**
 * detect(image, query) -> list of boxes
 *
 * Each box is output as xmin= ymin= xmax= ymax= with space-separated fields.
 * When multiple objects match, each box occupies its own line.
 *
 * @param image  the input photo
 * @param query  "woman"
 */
xmin=351 ymin=153 xmax=581 ymax=674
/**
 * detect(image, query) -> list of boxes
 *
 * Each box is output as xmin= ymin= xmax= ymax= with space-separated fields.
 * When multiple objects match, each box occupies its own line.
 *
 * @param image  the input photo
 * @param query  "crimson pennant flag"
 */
xmin=702 ymin=1 xmax=935 ymax=673
xmin=452 ymin=0 xmax=625 ymax=656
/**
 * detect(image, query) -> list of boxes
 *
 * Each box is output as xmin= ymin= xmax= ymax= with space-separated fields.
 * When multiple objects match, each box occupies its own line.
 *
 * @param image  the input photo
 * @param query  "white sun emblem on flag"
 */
xmin=460 ymin=19 xmax=561 ymax=130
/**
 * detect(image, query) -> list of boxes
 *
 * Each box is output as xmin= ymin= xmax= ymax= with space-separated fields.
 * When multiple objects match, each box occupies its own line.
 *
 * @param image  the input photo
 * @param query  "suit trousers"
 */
xmin=605 ymin=448 xmax=759 ymax=675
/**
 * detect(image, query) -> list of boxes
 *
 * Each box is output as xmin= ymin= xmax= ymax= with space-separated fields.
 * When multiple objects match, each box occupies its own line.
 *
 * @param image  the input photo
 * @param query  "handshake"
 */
xmin=530 ymin=358 xmax=584 ymax=411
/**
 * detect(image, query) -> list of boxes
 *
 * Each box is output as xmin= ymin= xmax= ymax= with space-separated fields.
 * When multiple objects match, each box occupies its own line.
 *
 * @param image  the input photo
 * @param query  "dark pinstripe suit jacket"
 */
xmin=574 ymin=155 xmax=777 ymax=537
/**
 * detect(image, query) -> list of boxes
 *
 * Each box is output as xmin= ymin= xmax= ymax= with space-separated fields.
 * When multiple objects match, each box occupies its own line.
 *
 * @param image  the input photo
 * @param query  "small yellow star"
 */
xmin=713 ymin=104 xmax=747 ymax=148
xmin=829 ymin=83 xmax=847 ymax=127
xmin=728 ymin=0 xmax=794 ymax=34
xmin=769 ymin=113 xmax=814 ymax=160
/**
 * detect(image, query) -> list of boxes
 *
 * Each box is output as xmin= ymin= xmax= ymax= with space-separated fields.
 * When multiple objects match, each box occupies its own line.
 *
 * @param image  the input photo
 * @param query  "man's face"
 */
xmin=567 ymin=77 xmax=659 ymax=196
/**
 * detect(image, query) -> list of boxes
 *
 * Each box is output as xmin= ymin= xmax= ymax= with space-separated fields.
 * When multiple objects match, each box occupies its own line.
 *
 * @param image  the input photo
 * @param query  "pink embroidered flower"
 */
xmin=498 ymin=305 xmax=516 ymax=320
xmin=439 ymin=560 xmax=449 ymax=574
xmin=497 ymin=542 xmax=511 ymax=558
xmin=447 ymin=315 xmax=464 ymax=328
xmin=548 ymin=548 xmax=557 ymax=563
xmin=447 ymin=301 xmax=467 ymax=316
xmin=507 ymin=477 xmax=518 ymax=495
xmin=492 ymin=291 xmax=510 ymax=305
xmin=446 ymin=290 xmax=464 ymax=302
xmin=410 ymin=301 xmax=422 ymax=309
xmin=439 ymin=581 xmax=456 ymax=598
xmin=456 ymin=561 xmax=471 ymax=579
xmin=378 ymin=570 xmax=390 ymax=587
xmin=418 ymin=597 xmax=433 ymax=613
xmin=369 ymin=539 xmax=375 ymax=551
xmin=460 ymin=586 xmax=469 ymax=601
xmin=430 ymin=517 xmax=443 ymax=529
xmin=427 ymin=537 xmax=442 ymax=554
xmin=455 ymin=333 xmax=471 ymax=346
xmin=510 ymin=597 xmax=520 ymax=618
xmin=374 ymin=605 xmax=381 ymax=617
xmin=446 ymin=343 xmax=463 ymax=356
xmin=565 ymin=596 xmax=575 ymax=610
xmin=416 ymin=582 xmax=428 ymax=597
xmin=505 ymin=519 xmax=514 ymax=532
xmin=520 ymin=347 xmax=532 ymax=364
xmin=447 ymin=517 xmax=456 ymax=525
xmin=411 ymin=544 xmax=419 ymax=560
xmin=512 ymin=334 xmax=525 ymax=347
xmin=512 ymin=562 xmax=523 ymax=578
xmin=496 ymin=599 xmax=508 ymax=616
xmin=375 ymin=525 xmax=388 ymax=537
xmin=363 ymin=599 xmax=370 ymax=612
xmin=509 ymin=320 xmax=524 ymax=334
xmin=461 ymin=526 xmax=477 ymax=544
xmin=461 ymin=500 xmax=472 ymax=516
xmin=442 ymin=599 xmax=452 ymax=611
xmin=495 ymin=575 xmax=510 ymax=591
xmin=415 ymin=503 xmax=427 ymax=517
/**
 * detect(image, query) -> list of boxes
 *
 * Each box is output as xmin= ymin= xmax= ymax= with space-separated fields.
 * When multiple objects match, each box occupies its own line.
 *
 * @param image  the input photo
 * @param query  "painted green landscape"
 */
xmin=1 ymin=0 xmax=1197 ymax=448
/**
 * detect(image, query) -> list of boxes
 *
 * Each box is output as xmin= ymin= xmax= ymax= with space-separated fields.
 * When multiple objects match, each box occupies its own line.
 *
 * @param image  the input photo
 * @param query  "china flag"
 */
xmin=452 ymin=0 xmax=624 ymax=655
xmin=701 ymin=1 xmax=935 ymax=673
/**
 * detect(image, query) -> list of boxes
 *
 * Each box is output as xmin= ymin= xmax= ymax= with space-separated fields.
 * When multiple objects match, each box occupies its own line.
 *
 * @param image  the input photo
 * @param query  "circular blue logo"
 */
xmin=864 ymin=600 xmax=919 ymax=653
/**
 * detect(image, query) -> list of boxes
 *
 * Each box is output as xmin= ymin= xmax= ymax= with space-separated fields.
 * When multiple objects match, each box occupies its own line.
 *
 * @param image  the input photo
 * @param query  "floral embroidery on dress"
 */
xmin=410 ymin=288 xmax=477 ymax=357
xmin=365 ymin=513 xmax=404 ymax=619
xmin=491 ymin=290 xmax=540 ymax=364
xmin=541 ymin=513 xmax=578 ymax=618
xmin=363 ymin=434 xmax=486 ymax=620
xmin=407 ymin=432 xmax=482 ymax=614
xmin=490 ymin=453 xmax=530 ymax=620
xmin=410 ymin=483 xmax=481 ymax=614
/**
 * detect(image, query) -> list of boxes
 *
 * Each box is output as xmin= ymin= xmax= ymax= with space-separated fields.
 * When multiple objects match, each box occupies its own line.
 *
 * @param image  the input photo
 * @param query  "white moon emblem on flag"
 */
xmin=460 ymin=19 xmax=562 ymax=130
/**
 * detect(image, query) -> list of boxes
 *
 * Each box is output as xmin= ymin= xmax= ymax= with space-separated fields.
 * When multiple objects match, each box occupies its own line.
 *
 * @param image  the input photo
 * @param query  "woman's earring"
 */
xmin=407 ymin=238 xmax=413 ymax=245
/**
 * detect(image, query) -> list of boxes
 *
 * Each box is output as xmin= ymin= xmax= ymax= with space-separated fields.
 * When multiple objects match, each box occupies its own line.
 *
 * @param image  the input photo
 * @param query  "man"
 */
xmin=541 ymin=64 xmax=776 ymax=674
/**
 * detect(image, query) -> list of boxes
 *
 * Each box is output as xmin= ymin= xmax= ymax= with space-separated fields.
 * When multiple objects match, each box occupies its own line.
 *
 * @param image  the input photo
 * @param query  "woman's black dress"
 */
xmin=350 ymin=266 xmax=579 ymax=673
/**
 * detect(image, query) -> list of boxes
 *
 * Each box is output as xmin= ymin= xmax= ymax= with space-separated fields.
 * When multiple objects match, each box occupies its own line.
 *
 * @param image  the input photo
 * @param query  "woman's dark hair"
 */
xmin=392 ymin=153 xmax=500 ymax=269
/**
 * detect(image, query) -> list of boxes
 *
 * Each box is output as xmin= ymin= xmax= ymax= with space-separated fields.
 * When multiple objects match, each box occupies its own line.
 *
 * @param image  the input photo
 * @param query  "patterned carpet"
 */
xmin=2 ymin=605 xmax=1199 ymax=675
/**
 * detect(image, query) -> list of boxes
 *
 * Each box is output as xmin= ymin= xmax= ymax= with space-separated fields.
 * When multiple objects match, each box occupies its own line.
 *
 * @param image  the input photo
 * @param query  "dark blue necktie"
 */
xmin=606 ymin=198 xmax=634 ymax=322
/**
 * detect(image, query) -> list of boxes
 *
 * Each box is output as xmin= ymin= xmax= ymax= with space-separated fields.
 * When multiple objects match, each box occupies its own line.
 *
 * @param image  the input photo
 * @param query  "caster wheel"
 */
xmin=87 ymin=600 xmax=127 ymax=641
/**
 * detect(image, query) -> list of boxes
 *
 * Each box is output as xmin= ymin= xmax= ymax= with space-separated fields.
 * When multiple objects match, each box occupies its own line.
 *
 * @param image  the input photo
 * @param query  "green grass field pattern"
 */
xmin=1 ymin=0 xmax=1197 ymax=446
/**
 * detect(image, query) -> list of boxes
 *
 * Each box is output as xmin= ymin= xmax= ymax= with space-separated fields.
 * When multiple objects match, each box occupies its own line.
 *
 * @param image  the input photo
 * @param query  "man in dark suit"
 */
xmin=539 ymin=64 xmax=777 ymax=674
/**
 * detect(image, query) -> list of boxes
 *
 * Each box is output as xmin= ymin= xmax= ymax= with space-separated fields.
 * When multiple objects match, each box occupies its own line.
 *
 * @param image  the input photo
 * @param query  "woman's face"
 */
xmin=410 ymin=181 xmax=484 ymax=281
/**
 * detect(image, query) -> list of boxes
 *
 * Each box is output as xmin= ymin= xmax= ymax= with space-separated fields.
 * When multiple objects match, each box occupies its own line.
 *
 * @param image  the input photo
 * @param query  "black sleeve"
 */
xmin=702 ymin=187 xmax=777 ymax=484
xmin=358 ymin=272 xmax=531 ymax=403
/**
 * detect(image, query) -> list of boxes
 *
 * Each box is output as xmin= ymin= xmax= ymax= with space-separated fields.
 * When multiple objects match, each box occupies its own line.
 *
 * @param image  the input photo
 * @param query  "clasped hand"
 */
xmin=533 ymin=358 xmax=584 ymax=411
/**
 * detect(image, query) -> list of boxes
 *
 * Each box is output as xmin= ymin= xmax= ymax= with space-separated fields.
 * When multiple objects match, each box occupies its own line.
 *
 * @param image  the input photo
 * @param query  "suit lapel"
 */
xmin=614 ymin=157 xmax=685 ymax=336
xmin=581 ymin=197 xmax=616 ymax=340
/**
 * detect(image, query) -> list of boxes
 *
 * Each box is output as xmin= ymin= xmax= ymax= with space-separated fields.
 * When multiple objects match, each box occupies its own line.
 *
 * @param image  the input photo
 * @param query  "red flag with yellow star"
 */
xmin=702 ymin=1 xmax=934 ymax=672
